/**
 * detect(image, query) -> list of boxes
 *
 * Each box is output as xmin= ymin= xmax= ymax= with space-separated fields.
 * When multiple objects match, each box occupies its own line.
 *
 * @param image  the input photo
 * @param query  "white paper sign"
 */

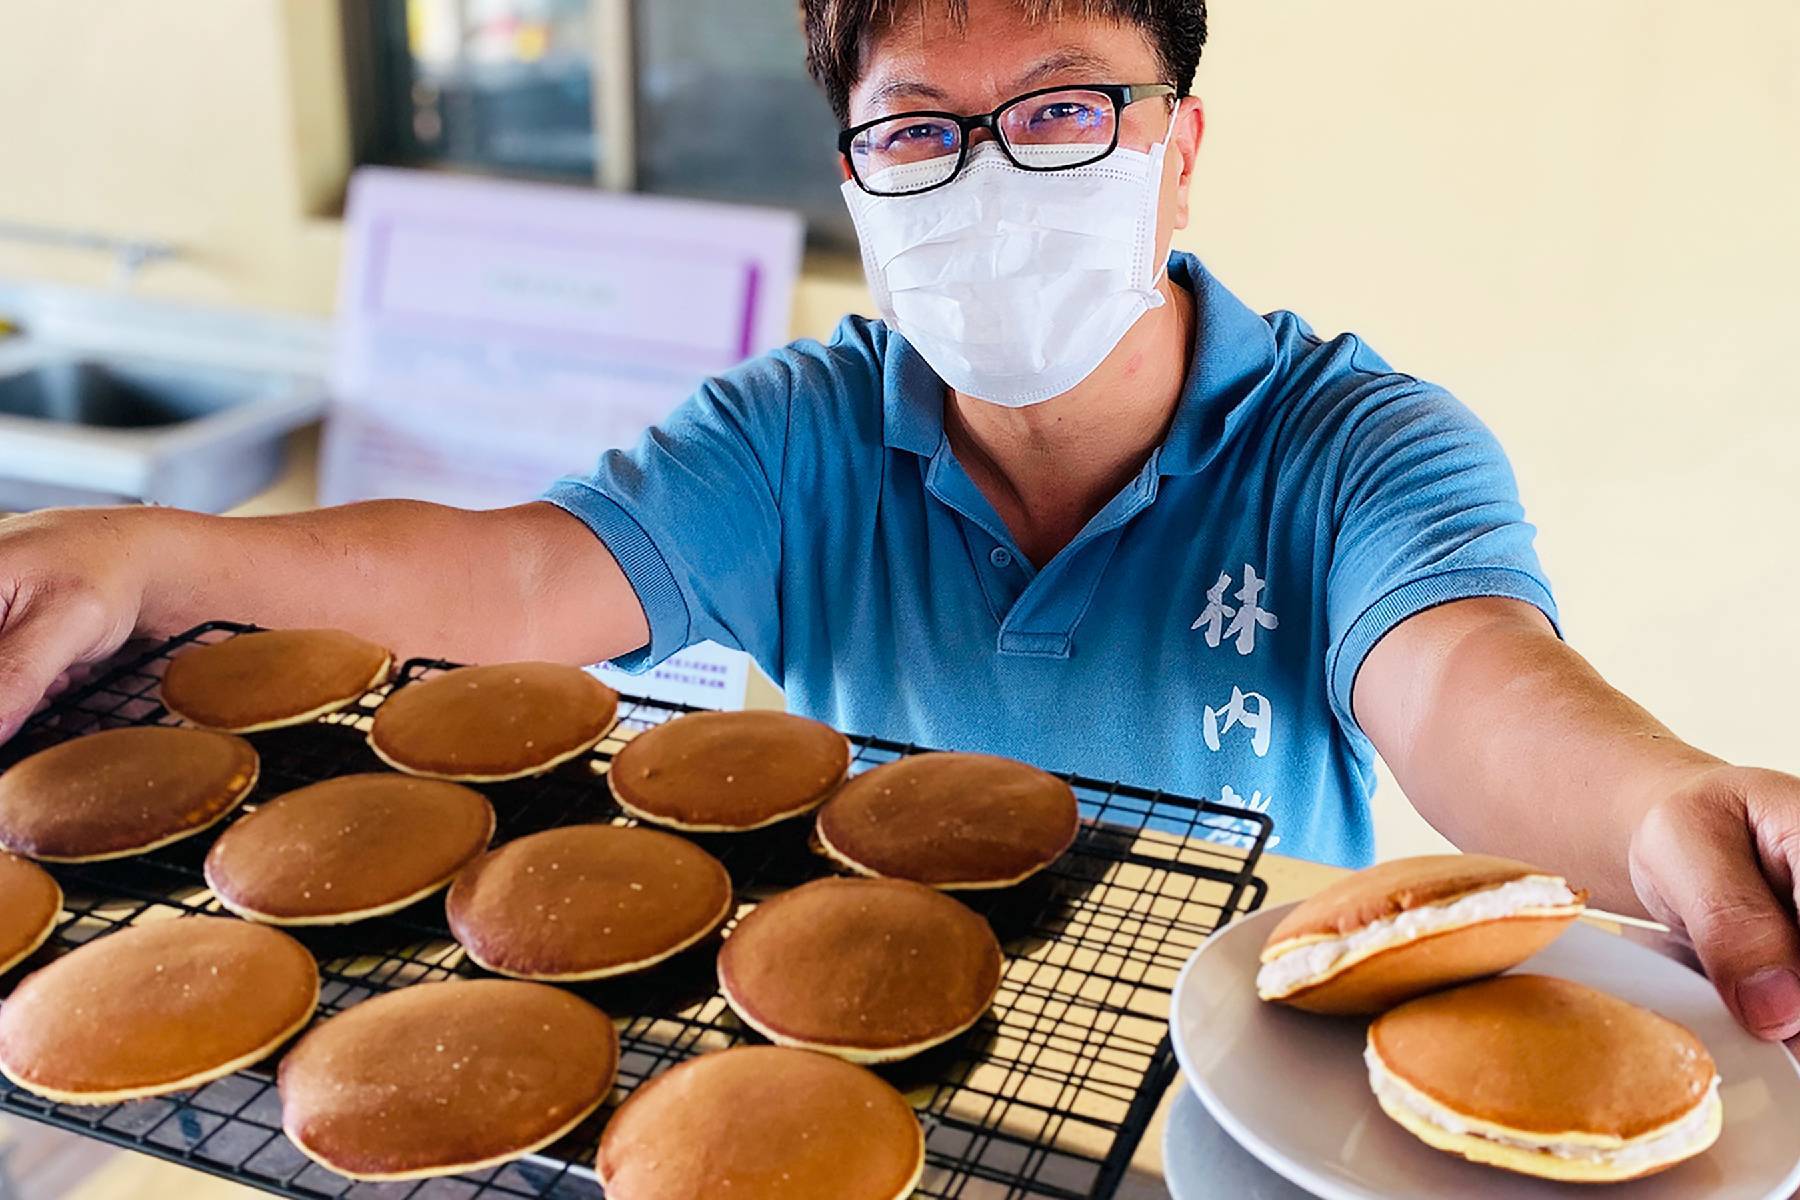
xmin=323 ymin=167 xmax=805 ymax=709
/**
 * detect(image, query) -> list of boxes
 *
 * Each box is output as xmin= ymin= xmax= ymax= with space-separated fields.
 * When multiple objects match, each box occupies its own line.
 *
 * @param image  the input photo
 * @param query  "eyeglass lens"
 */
xmin=849 ymin=87 xmax=1120 ymax=195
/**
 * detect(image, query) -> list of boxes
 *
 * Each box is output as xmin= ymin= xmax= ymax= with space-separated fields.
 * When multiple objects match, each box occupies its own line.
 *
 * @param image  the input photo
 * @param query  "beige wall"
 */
xmin=4 ymin=1 xmax=1796 ymax=859
xmin=1181 ymin=1 xmax=1800 ymax=856
xmin=0 ymin=1 xmax=347 ymax=312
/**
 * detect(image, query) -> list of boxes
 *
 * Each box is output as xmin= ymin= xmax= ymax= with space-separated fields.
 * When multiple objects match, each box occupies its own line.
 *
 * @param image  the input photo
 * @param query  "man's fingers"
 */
xmin=1688 ymin=890 xmax=1800 ymax=1040
xmin=42 ymin=663 xmax=96 ymax=701
xmin=0 ymin=607 xmax=94 ymax=744
xmin=1637 ymin=798 xmax=1800 ymax=1041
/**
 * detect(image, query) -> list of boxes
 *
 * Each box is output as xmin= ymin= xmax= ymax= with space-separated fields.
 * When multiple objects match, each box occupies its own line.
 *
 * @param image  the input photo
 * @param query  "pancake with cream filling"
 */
xmin=1367 ymin=974 xmax=1722 ymax=1182
xmin=1256 ymin=854 xmax=1586 ymax=1014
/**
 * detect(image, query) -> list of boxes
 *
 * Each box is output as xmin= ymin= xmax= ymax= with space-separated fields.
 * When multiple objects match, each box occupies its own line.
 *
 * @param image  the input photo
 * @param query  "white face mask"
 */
xmin=842 ymin=116 xmax=1175 ymax=407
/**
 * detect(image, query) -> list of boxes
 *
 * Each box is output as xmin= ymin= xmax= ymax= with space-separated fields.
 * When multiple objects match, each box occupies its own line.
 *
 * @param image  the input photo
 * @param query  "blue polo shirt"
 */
xmin=543 ymin=254 xmax=1557 ymax=866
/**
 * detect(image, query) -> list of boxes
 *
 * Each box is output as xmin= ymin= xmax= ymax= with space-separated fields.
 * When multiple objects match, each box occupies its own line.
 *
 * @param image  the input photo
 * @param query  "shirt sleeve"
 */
xmin=1324 ymin=375 xmax=1559 ymax=736
xmin=539 ymin=353 xmax=795 ymax=674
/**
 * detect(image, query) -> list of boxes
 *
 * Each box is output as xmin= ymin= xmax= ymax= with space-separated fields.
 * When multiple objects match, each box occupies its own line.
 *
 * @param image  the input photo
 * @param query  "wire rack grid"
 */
xmin=0 ymin=621 xmax=1271 ymax=1200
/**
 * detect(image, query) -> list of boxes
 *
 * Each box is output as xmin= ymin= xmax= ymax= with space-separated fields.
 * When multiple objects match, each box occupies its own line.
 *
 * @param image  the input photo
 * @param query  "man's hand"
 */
xmin=0 ymin=509 xmax=149 ymax=742
xmin=1359 ymin=596 xmax=1800 ymax=1044
xmin=1629 ymin=765 xmax=1800 ymax=1041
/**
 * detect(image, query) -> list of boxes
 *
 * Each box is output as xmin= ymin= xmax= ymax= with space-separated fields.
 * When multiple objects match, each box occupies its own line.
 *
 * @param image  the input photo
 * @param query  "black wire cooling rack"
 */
xmin=0 ymin=621 xmax=1271 ymax=1200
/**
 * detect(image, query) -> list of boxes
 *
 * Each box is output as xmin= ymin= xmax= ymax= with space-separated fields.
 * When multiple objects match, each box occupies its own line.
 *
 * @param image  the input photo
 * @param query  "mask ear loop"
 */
xmin=1156 ymin=96 xmax=1181 ymax=150
xmin=1144 ymin=97 xmax=1182 ymax=291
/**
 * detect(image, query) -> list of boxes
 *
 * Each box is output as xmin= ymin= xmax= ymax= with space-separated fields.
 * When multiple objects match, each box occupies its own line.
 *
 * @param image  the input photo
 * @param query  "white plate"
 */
xmin=1170 ymin=903 xmax=1800 ymax=1200
xmin=1164 ymin=1080 xmax=1315 ymax=1200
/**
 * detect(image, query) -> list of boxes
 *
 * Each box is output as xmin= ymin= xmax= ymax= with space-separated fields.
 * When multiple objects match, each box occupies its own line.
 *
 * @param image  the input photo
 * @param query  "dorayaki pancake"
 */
xmin=0 ymin=853 xmax=60 ymax=976
xmin=278 ymin=978 xmax=617 ymax=1181
xmin=204 ymin=774 xmax=494 ymax=925
xmin=1255 ymin=854 xmax=1586 ymax=1014
xmin=1367 ymin=975 xmax=1722 ymax=1182
xmin=718 ymin=876 xmax=1002 ymax=1062
xmin=815 ymin=751 xmax=1079 ymax=889
xmin=0 ymin=917 xmax=318 ymax=1104
xmin=597 ymin=1046 xmax=924 ymax=1200
xmin=160 ymin=629 xmax=393 ymax=732
xmin=0 ymin=726 xmax=259 ymax=862
xmin=607 ymin=710 xmax=850 ymax=831
xmin=447 ymin=824 xmax=732 ymax=980
xmin=368 ymin=662 xmax=618 ymax=782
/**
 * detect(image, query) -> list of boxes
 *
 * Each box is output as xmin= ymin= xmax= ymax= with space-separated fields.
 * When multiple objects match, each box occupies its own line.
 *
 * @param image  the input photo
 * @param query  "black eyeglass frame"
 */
xmin=837 ymin=81 xmax=1177 ymax=196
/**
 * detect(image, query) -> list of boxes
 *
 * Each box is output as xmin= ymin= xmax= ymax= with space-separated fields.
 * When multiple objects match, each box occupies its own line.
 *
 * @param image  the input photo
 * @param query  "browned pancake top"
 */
xmin=815 ymin=752 xmax=1078 ymax=886
xmin=1268 ymin=854 xmax=1559 ymax=948
xmin=607 ymin=710 xmax=849 ymax=829
xmin=718 ymin=876 xmax=1002 ymax=1052
xmin=0 ymin=852 xmax=60 ymax=970
xmin=0 ymin=917 xmax=317 ymax=1095
xmin=160 ymin=629 xmax=392 ymax=731
xmin=0 ymin=727 xmax=258 ymax=860
xmin=1370 ymin=974 xmax=1717 ymax=1138
xmin=205 ymin=774 xmax=494 ymax=920
xmin=597 ymin=1046 xmax=923 ymax=1200
xmin=278 ymin=979 xmax=617 ymax=1178
xmin=447 ymin=824 xmax=731 ymax=977
xmin=369 ymin=663 xmax=618 ymax=779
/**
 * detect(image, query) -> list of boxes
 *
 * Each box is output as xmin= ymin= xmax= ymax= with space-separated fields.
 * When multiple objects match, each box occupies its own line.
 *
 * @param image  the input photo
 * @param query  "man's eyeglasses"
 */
xmin=839 ymin=82 xmax=1176 ymax=197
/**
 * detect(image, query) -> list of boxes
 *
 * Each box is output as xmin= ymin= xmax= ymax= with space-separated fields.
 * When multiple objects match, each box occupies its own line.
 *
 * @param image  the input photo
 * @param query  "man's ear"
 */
xmin=838 ymin=156 xmax=854 ymax=182
xmin=1169 ymin=96 xmax=1205 ymax=232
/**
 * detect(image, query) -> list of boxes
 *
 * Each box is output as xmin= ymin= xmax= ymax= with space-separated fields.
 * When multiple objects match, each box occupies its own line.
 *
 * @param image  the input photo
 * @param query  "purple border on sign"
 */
xmin=738 ymin=263 xmax=762 ymax=360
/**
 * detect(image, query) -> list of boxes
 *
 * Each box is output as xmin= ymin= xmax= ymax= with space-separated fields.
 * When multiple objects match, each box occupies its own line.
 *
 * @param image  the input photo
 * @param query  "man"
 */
xmin=1 ymin=0 xmax=1797 ymax=1043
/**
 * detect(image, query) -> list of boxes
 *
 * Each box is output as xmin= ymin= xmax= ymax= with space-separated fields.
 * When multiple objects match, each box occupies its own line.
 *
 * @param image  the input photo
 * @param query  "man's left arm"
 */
xmin=1355 ymin=595 xmax=1800 ymax=1041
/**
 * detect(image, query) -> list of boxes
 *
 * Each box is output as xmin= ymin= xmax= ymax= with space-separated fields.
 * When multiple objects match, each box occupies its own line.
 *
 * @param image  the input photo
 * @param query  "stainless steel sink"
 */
xmin=0 ymin=348 xmax=324 ymax=512
xmin=0 ymin=360 xmax=252 ymax=428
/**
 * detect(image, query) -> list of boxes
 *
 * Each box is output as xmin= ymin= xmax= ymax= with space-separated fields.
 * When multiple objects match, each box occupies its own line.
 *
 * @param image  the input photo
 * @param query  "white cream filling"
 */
xmin=1256 ymin=877 xmax=1580 ymax=997
xmin=1366 ymin=1045 xmax=1721 ymax=1171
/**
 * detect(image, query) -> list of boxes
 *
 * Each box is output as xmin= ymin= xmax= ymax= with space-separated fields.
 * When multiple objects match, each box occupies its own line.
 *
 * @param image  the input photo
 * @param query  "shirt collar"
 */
xmin=880 ymin=252 xmax=1280 ymax=473
xmin=1157 ymin=252 xmax=1281 ymax=476
xmin=880 ymin=325 xmax=947 ymax=457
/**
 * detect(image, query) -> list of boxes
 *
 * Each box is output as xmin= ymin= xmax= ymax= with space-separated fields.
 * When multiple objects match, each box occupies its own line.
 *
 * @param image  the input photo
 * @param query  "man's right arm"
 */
xmin=0 ymin=500 xmax=649 ymax=741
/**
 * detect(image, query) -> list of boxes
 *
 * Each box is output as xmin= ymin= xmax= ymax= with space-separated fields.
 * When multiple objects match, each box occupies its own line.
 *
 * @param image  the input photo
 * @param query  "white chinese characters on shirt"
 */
xmin=1212 ymin=785 xmax=1280 ymax=851
xmin=1193 ymin=564 xmax=1280 ymax=843
xmin=1202 ymin=686 xmax=1272 ymax=757
xmin=1190 ymin=564 xmax=1278 ymax=655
